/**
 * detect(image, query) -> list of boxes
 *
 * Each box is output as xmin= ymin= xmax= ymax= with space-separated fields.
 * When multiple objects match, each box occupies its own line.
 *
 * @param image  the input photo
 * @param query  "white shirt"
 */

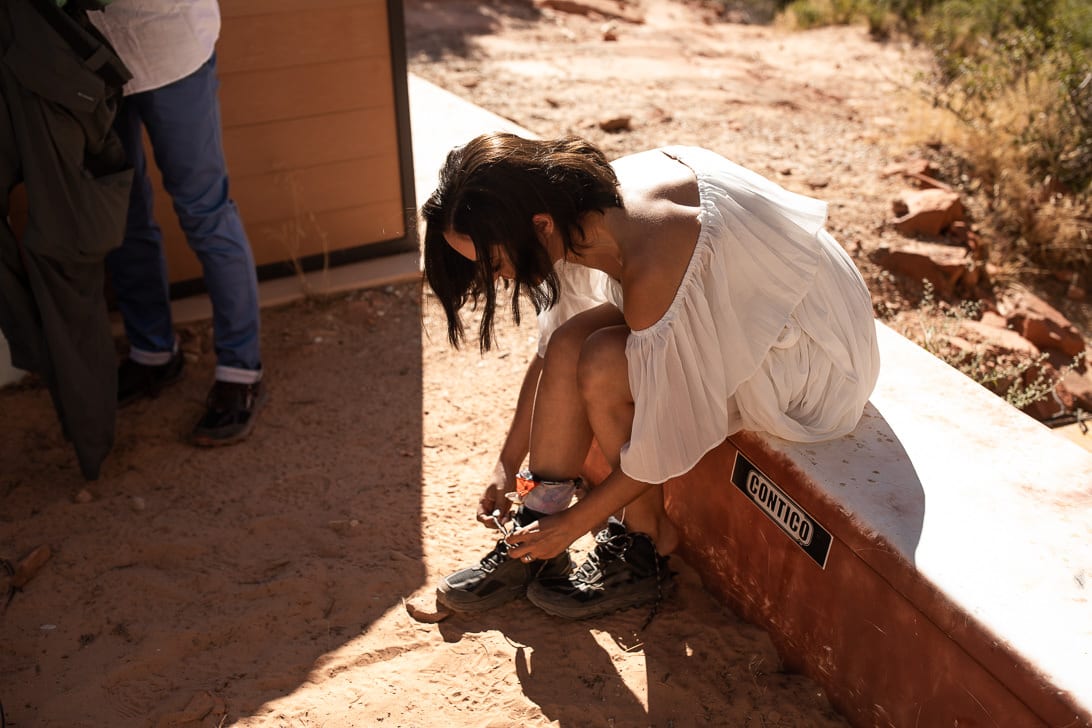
xmin=89 ymin=0 xmax=221 ymax=95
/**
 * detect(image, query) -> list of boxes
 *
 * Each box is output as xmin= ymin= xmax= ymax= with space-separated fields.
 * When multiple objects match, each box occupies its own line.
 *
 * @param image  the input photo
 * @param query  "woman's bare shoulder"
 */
xmin=618 ymin=203 xmax=702 ymax=331
xmin=613 ymin=149 xmax=699 ymax=208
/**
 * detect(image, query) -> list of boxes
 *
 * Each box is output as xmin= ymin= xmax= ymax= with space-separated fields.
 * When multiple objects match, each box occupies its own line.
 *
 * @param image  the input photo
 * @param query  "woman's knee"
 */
xmin=543 ymin=306 xmax=618 ymax=369
xmin=577 ymin=327 xmax=630 ymax=403
xmin=542 ymin=320 xmax=589 ymax=372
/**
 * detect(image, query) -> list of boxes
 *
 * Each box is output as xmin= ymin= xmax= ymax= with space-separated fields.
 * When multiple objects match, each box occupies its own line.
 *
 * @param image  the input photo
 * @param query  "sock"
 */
xmin=519 ymin=474 xmax=578 ymax=515
xmin=514 ymin=506 xmax=547 ymax=528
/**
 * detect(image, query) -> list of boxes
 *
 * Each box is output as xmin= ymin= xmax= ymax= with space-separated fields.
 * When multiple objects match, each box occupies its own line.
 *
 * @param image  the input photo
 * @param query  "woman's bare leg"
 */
xmin=577 ymin=327 xmax=678 ymax=555
xmin=528 ymin=304 xmax=625 ymax=480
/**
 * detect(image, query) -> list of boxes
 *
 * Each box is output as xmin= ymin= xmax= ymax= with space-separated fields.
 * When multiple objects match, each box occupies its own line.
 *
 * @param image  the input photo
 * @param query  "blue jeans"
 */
xmin=108 ymin=53 xmax=261 ymax=383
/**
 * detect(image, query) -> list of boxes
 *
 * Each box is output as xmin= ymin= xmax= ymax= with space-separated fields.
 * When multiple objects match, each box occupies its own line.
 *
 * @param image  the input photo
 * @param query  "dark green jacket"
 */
xmin=0 ymin=0 xmax=132 ymax=479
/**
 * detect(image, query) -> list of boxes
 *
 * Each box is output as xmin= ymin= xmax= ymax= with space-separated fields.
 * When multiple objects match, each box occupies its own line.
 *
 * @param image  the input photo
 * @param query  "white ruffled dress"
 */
xmin=536 ymin=146 xmax=881 ymax=485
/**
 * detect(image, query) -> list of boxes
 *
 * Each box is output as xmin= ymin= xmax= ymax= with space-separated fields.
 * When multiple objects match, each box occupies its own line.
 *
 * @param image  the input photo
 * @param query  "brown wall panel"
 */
xmin=157 ymin=0 xmax=412 ymax=288
xmin=5 ymin=0 xmax=414 ymax=292
xmin=217 ymin=58 xmax=395 ymax=128
xmin=231 ymin=155 xmax=402 ymax=226
xmin=216 ymin=5 xmax=391 ymax=71
xmin=223 ymin=109 xmax=398 ymax=178
xmin=245 ymin=203 xmax=408 ymax=267
xmin=161 ymin=199 xmax=407 ymax=285
xmin=152 ymin=149 xmax=403 ymax=281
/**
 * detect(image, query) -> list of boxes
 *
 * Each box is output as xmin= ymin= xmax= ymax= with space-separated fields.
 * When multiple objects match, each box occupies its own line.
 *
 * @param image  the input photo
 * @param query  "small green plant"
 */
xmin=906 ymin=280 xmax=1084 ymax=413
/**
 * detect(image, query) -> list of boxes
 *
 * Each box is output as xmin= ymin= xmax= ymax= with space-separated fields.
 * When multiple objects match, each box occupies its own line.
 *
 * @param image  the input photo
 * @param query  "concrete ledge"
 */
xmin=408 ymin=73 xmax=536 ymax=207
xmin=661 ymin=322 xmax=1092 ymax=727
xmin=165 ymin=250 xmax=420 ymax=326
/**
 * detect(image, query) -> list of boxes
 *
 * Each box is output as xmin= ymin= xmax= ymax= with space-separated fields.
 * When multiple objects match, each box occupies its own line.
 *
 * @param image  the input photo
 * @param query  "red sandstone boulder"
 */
xmin=1021 ymin=361 xmax=1074 ymax=421
xmin=873 ymin=240 xmax=978 ymax=296
xmin=1002 ymin=291 xmax=1086 ymax=356
xmin=1061 ymin=366 xmax=1092 ymax=411
xmin=954 ymin=320 xmax=1041 ymax=358
xmin=891 ymin=189 xmax=964 ymax=236
xmin=598 ymin=115 xmax=632 ymax=132
xmin=978 ymin=310 xmax=1009 ymax=329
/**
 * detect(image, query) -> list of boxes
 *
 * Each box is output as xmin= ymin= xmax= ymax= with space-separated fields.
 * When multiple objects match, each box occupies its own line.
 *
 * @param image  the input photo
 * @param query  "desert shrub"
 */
xmin=907 ymin=281 xmax=1083 ymax=413
xmin=781 ymin=0 xmax=863 ymax=28
xmin=773 ymin=0 xmax=1091 ymax=273
xmin=919 ymin=0 xmax=1091 ymax=271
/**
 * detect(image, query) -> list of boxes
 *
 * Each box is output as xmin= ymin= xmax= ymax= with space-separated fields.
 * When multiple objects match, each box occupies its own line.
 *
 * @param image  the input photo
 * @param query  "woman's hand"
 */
xmin=505 ymin=512 xmax=583 ymax=562
xmin=476 ymin=460 xmax=516 ymax=529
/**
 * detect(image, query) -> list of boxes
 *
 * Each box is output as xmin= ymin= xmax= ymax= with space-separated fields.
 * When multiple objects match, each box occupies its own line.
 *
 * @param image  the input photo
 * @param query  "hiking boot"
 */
xmin=117 ymin=351 xmax=185 ymax=407
xmin=526 ymin=517 xmax=673 ymax=621
xmin=190 ymin=380 xmax=266 ymax=447
xmin=436 ymin=538 xmax=573 ymax=613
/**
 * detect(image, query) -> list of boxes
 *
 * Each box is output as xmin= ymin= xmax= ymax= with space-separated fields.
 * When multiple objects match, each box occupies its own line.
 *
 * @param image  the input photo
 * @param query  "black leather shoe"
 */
xmin=190 ymin=379 xmax=266 ymax=447
xmin=117 ymin=351 xmax=185 ymax=407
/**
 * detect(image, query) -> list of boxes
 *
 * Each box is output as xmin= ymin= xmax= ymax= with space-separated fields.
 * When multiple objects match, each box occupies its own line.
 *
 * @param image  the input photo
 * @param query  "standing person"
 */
xmin=422 ymin=133 xmax=881 ymax=620
xmin=90 ymin=0 xmax=265 ymax=446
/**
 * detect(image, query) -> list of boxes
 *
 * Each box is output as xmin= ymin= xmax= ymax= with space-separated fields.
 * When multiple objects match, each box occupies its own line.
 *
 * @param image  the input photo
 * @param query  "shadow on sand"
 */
xmin=0 ymin=285 xmax=425 ymax=725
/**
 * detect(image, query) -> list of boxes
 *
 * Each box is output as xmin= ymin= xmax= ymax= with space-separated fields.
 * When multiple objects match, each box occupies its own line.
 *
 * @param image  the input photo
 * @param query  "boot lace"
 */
xmin=576 ymin=527 xmax=669 ymax=630
xmin=477 ymin=540 xmax=510 ymax=573
xmin=572 ymin=530 xmax=631 ymax=586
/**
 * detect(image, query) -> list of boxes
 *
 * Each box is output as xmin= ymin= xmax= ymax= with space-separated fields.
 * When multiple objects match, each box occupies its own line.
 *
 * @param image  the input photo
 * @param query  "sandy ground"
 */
xmin=1 ymin=285 xmax=848 ymax=728
xmin=1 ymin=1 xmax=1075 ymax=726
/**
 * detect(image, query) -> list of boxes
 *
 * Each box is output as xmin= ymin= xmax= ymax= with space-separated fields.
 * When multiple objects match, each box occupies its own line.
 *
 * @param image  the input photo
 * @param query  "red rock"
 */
xmin=891 ymin=188 xmax=964 ymax=237
xmin=873 ymin=240 xmax=975 ymax=296
xmin=947 ymin=220 xmax=969 ymax=244
xmin=598 ymin=115 xmax=632 ymax=132
xmin=956 ymin=320 xmax=1041 ymax=358
xmin=979 ymin=310 xmax=1009 ymax=329
xmin=1021 ymin=362 xmax=1072 ymax=421
xmin=1061 ymin=367 xmax=1092 ymax=411
xmin=1005 ymin=291 xmax=1086 ymax=356
xmin=1022 ymin=386 xmax=1070 ymax=420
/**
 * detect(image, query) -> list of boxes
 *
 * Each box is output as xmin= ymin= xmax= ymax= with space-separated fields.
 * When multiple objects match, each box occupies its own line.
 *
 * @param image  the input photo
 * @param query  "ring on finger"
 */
xmin=522 ymin=554 xmax=534 ymax=563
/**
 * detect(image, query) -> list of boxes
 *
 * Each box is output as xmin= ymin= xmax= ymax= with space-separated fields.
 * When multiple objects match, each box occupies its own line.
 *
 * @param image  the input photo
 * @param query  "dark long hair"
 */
xmin=422 ymin=133 xmax=623 ymax=351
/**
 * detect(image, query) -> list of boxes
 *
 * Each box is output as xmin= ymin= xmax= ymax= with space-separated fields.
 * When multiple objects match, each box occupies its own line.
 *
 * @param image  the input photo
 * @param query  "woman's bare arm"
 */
xmin=476 ymin=355 xmax=543 ymax=527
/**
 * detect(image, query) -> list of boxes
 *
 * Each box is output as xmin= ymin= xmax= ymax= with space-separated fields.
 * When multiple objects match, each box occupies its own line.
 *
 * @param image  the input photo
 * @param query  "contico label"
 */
xmin=731 ymin=452 xmax=832 ymax=569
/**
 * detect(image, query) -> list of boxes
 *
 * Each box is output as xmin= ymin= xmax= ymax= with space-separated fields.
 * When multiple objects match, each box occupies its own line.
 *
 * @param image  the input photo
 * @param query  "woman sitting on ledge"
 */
xmin=421 ymin=133 xmax=881 ymax=620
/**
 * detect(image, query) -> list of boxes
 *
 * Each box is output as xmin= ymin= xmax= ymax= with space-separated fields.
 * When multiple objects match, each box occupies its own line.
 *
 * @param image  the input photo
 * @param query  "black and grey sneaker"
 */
xmin=436 ymin=538 xmax=573 ymax=613
xmin=117 ymin=351 xmax=185 ymax=407
xmin=191 ymin=380 xmax=266 ymax=447
xmin=526 ymin=517 xmax=673 ymax=621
